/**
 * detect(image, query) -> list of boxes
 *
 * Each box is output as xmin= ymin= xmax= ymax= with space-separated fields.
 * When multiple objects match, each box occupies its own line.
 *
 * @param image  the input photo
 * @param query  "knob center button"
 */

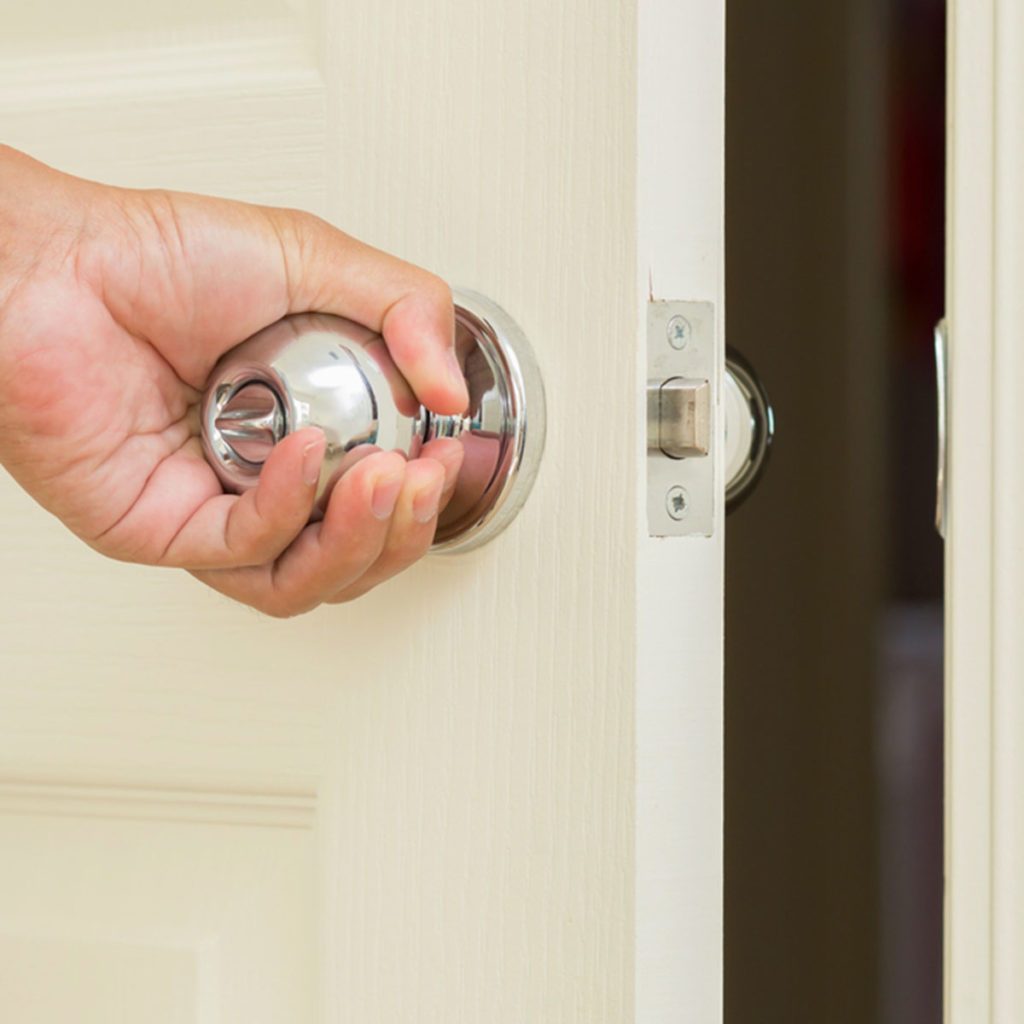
xmin=214 ymin=382 xmax=285 ymax=465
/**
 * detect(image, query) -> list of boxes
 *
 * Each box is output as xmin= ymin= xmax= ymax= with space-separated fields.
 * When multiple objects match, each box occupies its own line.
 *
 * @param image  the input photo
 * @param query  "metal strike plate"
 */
xmin=647 ymin=301 xmax=716 ymax=536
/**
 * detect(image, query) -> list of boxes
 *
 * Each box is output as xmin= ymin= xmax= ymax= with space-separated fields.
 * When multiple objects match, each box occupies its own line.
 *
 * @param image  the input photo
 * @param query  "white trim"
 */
xmin=946 ymin=0 xmax=1024 ymax=1018
xmin=945 ymin=0 xmax=994 ymax=1016
xmin=636 ymin=0 xmax=725 ymax=1020
xmin=989 ymin=0 xmax=1024 ymax=1015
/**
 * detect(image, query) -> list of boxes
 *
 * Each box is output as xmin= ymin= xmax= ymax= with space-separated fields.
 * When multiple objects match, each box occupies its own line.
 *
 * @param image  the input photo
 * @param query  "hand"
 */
xmin=0 ymin=146 xmax=468 ymax=615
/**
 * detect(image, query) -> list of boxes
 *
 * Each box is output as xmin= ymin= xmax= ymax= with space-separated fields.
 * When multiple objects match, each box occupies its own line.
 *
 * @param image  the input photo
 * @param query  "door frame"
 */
xmin=637 ymin=1 xmax=725 ymax=1020
xmin=945 ymin=0 xmax=1024 ymax=1018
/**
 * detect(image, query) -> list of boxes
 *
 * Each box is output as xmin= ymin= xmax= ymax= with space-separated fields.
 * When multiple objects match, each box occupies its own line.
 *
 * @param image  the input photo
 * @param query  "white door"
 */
xmin=945 ymin=0 xmax=1024 ymax=1021
xmin=0 ymin=2 xmax=725 ymax=1021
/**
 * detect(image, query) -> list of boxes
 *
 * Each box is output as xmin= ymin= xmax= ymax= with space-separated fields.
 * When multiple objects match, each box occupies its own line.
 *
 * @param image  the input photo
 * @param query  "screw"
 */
xmin=666 ymin=485 xmax=689 ymax=521
xmin=666 ymin=315 xmax=691 ymax=350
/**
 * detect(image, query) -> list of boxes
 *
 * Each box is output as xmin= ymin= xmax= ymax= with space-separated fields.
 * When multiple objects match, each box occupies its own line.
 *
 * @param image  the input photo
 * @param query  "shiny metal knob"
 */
xmin=724 ymin=348 xmax=774 ymax=513
xmin=201 ymin=289 xmax=545 ymax=554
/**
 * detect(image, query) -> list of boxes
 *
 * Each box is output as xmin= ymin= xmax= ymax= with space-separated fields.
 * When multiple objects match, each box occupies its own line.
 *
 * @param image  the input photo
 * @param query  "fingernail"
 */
xmin=302 ymin=434 xmax=326 ymax=486
xmin=413 ymin=475 xmax=445 ymax=524
xmin=445 ymin=350 xmax=469 ymax=405
xmin=371 ymin=470 xmax=403 ymax=520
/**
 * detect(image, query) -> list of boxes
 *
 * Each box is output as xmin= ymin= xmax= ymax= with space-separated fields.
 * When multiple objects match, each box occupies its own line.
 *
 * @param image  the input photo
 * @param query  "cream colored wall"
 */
xmin=0 ymin=1 xmax=640 ymax=1021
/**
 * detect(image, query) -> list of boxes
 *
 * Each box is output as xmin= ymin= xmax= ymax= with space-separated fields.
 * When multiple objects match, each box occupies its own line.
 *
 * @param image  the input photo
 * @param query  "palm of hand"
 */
xmin=6 ymin=234 xmax=206 ymax=560
xmin=0 ymin=154 xmax=466 ymax=614
xmin=3 ymin=190 xmax=303 ymax=562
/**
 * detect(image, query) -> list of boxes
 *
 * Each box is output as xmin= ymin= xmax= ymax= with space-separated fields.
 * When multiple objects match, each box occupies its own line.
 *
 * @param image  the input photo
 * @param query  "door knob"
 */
xmin=201 ymin=290 xmax=545 ymax=554
xmin=723 ymin=349 xmax=774 ymax=512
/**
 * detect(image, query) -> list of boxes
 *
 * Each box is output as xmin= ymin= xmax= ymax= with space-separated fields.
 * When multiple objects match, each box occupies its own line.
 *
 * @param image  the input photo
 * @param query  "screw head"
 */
xmin=666 ymin=485 xmax=689 ymax=521
xmin=666 ymin=315 xmax=691 ymax=350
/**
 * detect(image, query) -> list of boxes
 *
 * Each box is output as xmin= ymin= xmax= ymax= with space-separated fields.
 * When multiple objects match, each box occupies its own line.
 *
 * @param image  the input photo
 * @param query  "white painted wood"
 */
xmin=637 ymin=1 xmax=724 ymax=1021
xmin=0 ymin=808 xmax=317 ymax=1022
xmin=990 ymin=4 xmax=1024 ymax=1016
xmin=0 ymin=0 xmax=725 ymax=1019
xmin=945 ymin=2 xmax=995 ymax=1020
xmin=946 ymin=0 xmax=1024 ymax=1019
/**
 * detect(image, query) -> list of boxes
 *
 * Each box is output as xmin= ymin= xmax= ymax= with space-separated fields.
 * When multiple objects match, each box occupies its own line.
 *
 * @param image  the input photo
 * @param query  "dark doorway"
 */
xmin=724 ymin=2 xmax=946 ymax=1022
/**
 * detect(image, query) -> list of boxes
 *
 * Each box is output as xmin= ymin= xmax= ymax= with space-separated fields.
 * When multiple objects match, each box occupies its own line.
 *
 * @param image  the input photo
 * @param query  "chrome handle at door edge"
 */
xmin=934 ymin=319 xmax=948 ymax=539
xmin=722 ymin=349 xmax=775 ymax=514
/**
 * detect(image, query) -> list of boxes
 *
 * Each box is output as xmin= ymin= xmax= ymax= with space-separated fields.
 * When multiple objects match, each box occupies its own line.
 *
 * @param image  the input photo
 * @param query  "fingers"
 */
xmin=247 ymin=205 xmax=464 ymax=417
xmin=99 ymin=188 xmax=469 ymax=417
xmin=419 ymin=438 xmax=464 ymax=511
xmin=326 ymin=457 xmax=447 ymax=605
xmin=266 ymin=208 xmax=470 ymax=416
xmin=191 ymin=449 xmax=407 ymax=616
xmin=192 ymin=451 xmax=456 ymax=617
xmin=380 ymin=288 xmax=467 ymax=416
xmin=160 ymin=428 xmax=324 ymax=569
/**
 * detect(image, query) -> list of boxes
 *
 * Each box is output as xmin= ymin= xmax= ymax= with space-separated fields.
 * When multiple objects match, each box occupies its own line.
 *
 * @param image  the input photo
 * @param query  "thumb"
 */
xmin=265 ymin=207 xmax=470 ymax=416
xmin=99 ymin=184 xmax=470 ymax=415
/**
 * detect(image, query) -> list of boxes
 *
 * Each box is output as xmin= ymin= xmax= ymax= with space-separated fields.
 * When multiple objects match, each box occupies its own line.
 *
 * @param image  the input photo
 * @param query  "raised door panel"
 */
xmin=0 ymin=790 xmax=316 ymax=1022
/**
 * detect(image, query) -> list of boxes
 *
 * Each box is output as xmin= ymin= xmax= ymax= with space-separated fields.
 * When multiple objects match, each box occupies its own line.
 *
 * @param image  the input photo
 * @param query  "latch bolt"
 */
xmin=647 ymin=377 xmax=711 ymax=459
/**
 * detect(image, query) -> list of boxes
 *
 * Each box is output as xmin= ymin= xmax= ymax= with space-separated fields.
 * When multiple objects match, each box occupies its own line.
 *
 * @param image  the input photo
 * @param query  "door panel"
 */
xmin=946 ymin=0 xmax=1024 ymax=1018
xmin=0 ymin=1 xmax=724 ymax=1020
xmin=0 ymin=804 xmax=316 ymax=1022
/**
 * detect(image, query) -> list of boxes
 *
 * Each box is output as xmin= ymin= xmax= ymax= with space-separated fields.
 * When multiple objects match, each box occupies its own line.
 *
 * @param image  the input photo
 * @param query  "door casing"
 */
xmin=946 ymin=0 xmax=1024 ymax=1018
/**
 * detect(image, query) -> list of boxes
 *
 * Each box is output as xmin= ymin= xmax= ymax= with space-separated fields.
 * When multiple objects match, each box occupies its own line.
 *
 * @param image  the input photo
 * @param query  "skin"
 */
xmin=0 ymin=145 xmax=469 ymax=616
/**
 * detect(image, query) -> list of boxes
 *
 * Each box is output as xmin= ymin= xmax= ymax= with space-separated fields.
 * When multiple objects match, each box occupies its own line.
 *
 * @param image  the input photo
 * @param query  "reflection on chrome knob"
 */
xmin=200 ymin=290 xmax=545 ymax=554
xmin=213 ymin=382 xmax=285 ymax=464
xmin=724 ymin=348 xmax=774 ymax=513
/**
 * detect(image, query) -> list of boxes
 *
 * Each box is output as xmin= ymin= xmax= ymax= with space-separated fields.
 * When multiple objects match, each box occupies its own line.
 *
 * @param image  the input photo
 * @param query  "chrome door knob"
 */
xmin=201 ymin=290 xmax=545 ymax=554
xmin=724 ymin=349 xmax=774 ymax=513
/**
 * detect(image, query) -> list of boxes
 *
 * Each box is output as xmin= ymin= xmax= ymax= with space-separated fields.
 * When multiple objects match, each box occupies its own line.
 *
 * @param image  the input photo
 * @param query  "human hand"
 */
xmin=0 ymin=145 xmax=468 ymax=615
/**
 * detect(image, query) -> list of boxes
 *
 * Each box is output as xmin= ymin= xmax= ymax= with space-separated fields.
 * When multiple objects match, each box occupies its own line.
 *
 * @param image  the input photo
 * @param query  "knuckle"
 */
xmin=273 ymin=205 xmax=324 ymax=236
xmin=266 ymin=207 xmax=336 ymax=305
xmin=257 ymin=522 xmax=302 ymax=562
xmin=229 ymin=532 xmax=280 ymax=570
xmin=291 ymin=210 xmax=333 ymax=255
xmin=421 ymin=274 xmax=453 ymax=308
xmin=262 ymin=567 xmax=320 ymax=620
xmin=244 ymin=508 xmax=309 ymax=565
xmin=387 ymin=536 xmax=431 ymax=569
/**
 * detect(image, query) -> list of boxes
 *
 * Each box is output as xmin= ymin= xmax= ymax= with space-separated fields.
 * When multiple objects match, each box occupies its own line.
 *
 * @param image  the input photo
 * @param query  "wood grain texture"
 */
xmin=0 ymin=0 xmax=308 ymax=58
xmin=945 ymin=0 xmax=995 ymax=1021
xmin=947 ymin=0 xmax=1024 ymax=1019
xmin=991 ymin=3 xmax=1024 ymax=1017
xmin=1 ymin=934 xmax=198 ymax=1024
xmin=316 ymin=2 xmax=637 ymax=1019
xmin=0 ymin=41 xmax=326 ymax=207
xmin=636 ymin=2 xmax=724 ymax=1020
xmin=945 ymin=0 xmax=1024 ymax=1019
xmin=0 ymin=812 xmax=317 ymax=1022
xmin=0 ymin=777 xmax=316 ymax=828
